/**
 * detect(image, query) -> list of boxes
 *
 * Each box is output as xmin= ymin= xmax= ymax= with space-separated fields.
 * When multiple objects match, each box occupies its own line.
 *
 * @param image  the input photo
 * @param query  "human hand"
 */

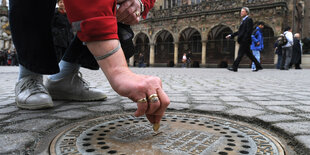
xmin=86 ymin=40 xmax=170 ymax=125
xmin=116 ymin=0 xmax=141 ymax=25
xmin=225 ymin=34 xmax=231 ymax=39
xmin=111 ymin=71 xmax=170 ymax=124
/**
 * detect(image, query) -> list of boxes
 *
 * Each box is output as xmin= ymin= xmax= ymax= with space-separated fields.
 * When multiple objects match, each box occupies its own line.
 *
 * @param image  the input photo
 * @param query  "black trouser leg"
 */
xmin=245 ymin=48 xmax=262 ymax=69
xmin=9 ymin=0 xmax=58 ymax=74
xmin=232 ymin=44 xmax=246 ymax=69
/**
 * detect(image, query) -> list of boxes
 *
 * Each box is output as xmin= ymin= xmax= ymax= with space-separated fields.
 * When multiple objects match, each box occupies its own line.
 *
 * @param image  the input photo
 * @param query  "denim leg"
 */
xmin=251 ymin=50 xmax=260 ymax=70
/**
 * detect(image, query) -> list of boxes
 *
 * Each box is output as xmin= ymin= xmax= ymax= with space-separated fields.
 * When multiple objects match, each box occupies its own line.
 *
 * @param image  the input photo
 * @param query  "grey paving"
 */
xmin=1 ymin=66 xmax=310 ymax=154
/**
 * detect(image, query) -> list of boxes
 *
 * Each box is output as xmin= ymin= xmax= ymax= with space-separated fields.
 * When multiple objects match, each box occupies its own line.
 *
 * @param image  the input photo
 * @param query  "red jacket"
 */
xmin=63 ymin=0 xmax=155 ymax=42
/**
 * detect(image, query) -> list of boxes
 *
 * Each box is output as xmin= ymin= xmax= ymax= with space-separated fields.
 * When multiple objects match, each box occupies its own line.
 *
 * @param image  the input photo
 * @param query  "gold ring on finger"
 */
xmin=149 ymin=96 xmax=159 ymax=103
xmin=137 ymin=98 xmax=147 ymax=103
xmin=135 ymin=11 xmax=140 ymax=17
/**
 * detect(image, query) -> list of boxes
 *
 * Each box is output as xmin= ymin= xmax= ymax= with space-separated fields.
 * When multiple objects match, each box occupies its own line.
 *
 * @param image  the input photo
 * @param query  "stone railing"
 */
xmin=150 ymin=0 xmax=287 ymax=19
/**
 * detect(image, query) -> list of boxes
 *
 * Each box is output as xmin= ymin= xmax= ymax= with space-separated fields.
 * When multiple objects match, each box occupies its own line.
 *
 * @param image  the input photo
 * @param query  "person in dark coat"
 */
xmin=291 ymin=33 xmax=302 ymax=69
xmin=51 ymin=0 xmax=74 ymax=62
xmin=226 ymin=7 xmax=263 ymax=72
xmin=274 ymin=40 xmax=282 ymax=69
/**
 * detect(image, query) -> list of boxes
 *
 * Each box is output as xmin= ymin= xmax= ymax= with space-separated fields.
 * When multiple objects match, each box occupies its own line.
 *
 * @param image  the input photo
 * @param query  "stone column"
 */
xmin=174 ymin=42 xmax=178 ymax=65
xmin=149 ymin=43 xmax=155 ymax=66
xmin=129 ymin=56 xmax=134 ymax=67
xmin=201 ymin=40 xmax=207 ymax=65
xmin=234 ymin=41 xmax=239 ymax=60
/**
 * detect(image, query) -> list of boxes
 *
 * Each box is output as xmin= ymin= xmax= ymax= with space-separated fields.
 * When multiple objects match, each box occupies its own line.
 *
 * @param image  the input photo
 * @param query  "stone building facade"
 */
xmin=0 ymin=0 xmax=12 ymax=51
xmin=131 ymin=0 xmax=310 ymax=68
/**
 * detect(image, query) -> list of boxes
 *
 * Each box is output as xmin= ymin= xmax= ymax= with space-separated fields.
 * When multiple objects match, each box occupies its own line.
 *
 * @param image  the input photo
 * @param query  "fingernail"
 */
xmin=153 ymin=123 xmax=160 ymax=131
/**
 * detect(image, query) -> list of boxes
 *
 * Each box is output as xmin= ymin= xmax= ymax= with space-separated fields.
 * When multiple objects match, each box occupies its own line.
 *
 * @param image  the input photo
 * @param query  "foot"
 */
xmin=15 ymin=75 xmax=53 ymax=110
xmin=45 ymin=72 xmax=107 ymax=101
xmin=227 ymin=67 xmax=237 ymax=72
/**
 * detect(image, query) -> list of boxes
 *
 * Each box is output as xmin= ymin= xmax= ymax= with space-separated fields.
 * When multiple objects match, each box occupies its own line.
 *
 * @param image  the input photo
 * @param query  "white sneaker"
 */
xmin=15 ymin=75 xmax=53 ymax=110
xmin=45 ymin=72 xmax=107 ymax=101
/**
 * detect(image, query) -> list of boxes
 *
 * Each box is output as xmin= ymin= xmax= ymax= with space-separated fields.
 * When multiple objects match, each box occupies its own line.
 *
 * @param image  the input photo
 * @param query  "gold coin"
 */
xmin=153 ymin=123 xmax=160 ymax=131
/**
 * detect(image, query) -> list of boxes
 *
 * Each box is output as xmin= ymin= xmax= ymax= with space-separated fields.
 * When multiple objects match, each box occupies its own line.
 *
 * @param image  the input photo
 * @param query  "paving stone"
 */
xmin=244 ymin=96 xmax=269 ymax=101
xmin=191 ymin=101 xmax=223 ymax=105
xmin=54 ymin=105 xmax=87 ymax=112
xmin=0 ymin=106 xmax=18 ymax=114
xmin=293 ymin=106 xmax=310 ymax=112
xmin=192 ymin=104 xmax=226 ymax=112
xmin=88 ymin=105 xmax=121 ymax=112
xmin=267 ymin=96 xmax=293 ymax=101
xmin=256 ymin=114 xmax=301 ymax=122
xmin=255 ymin=101 xmax=299 ymax=106
xmin=298 ymin=101 xmax=310 ymax=105
xmin=0 ymin=98 xmax=15 ymax=106
xmin=5 ymin=119 xmax=60 ymax=131
xmin=219 ymin=96 xmax=244 ymax=102
xmin=274 ymin=122 xmax=310 ymax=134
xmin=51 ymin=110 xmax=91 ymax=119
xmin=122 ymin=103 xmax=137 ymax=111
xmin=4 ymin=113 xmax=47 ymax=122
xmin=169 ymin=96 xmax=188 ymax=103
xmin=225 ymin=102 xmax=263 ymax=109
xmin=0 ymin=133 xmax=35 ymax=153
xmin=0 ymin=114 xmax=8 ymax=120
xmin=226 ymin=108 xmax=265 ymax=117
xmin=191 ymin=96 xmax=218 ymax=101
xmin=265 ymin=106 xmax=294 ymax=113
xmin=167 ymin=102 xmax=190 ymax=110
xmin=297 ymin=114 xmax=310 ymax=119
xmin=295 ymin=135 xmax=310 ymax=149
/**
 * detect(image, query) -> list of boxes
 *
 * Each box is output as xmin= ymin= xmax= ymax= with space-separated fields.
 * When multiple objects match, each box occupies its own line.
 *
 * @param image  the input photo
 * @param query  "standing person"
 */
xmin=138 ymin=53 xmax=145 ymax=67
xmin=6 ymin=49 xmax=12 ymax=66
xmin=274 ymin=39 xmax=282 ymax=69
xmin=226 ymin=7 xmax=263 ymax=72
xmin=0 ymin=50 xmax=6 ymax=66
xmin=10 ymin=48 xmax=18 ymax=66
xmin=51 ymin=0 xmax=74 ymax=62
xmin=250 ymin=22 xmax=264 ymax=71
xmin=182 ymin=53 xmax=187 ymax=68
xmin=186 ymin=50 xmax=192 ymax=68
xmin=10 ymin=0 xmax=169 ymax=126
xmin=291 ymin=33 xmax=302 ymax=69
xmin=280 ymin=26 xmax=293 ymax=70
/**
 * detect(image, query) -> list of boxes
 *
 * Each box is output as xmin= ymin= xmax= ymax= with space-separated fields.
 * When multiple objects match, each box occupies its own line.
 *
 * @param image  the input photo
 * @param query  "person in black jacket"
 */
xmin=291 ymin=33 xmax=302 ymax=69
xmin=51 ymin=0 xmax=74 ymax=62
xmin=226 ymin=7 xmax=263 ymax=72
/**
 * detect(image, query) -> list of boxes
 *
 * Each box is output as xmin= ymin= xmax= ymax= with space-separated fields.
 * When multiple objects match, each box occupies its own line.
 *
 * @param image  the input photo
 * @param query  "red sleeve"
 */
xmin=63 ymin=0 xmax=119 ymax=42
xmin=141 ymin=0 xmax=156 ymax=19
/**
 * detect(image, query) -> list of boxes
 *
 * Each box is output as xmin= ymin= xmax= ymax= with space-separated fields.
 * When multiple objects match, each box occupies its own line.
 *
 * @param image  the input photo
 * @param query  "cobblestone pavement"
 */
xmin=0 ymin=66 xmax=310 ymax=154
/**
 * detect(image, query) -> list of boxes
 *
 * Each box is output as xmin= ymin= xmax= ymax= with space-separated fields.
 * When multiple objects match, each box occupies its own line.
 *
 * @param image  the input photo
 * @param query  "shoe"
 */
xmin=45 ymin=72 xmax=107 ymax=101
xmin=227 ymin=67 xmax=237 ymax=72
xmin=15 ymin=75 xmax=53 ymax=110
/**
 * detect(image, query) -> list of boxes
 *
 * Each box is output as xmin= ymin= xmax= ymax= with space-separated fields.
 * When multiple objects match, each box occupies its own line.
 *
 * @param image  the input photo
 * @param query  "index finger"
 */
xmin=146 ymin=88 xmax=170 ymax=123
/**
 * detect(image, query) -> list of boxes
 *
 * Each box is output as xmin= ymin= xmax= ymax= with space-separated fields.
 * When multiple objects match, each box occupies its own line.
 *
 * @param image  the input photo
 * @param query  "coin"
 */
xmin=153 ymin=123 xmax=160 ymax=131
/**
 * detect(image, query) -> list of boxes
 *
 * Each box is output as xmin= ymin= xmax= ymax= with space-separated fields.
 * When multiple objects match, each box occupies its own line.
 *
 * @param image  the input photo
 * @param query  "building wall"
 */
xmin=132 ymin=0 xmax=291 ymax=67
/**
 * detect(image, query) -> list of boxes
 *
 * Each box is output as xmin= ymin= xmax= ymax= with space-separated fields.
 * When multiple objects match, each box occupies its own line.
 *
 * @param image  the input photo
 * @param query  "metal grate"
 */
xmin=50 ymin=113 xmax=286 ymax=155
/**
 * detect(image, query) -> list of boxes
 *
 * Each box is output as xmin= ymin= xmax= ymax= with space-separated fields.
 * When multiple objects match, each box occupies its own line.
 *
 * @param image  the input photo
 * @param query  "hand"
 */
xmin=86 ymin=40 xmax=170 ymax=124
xmin=257 ymin=42 xmax=260 ymax=46
xmin=116 ymin=0 xmax=141 ymax=25
xmin=225 ymin=34 xmax=231 ymax=39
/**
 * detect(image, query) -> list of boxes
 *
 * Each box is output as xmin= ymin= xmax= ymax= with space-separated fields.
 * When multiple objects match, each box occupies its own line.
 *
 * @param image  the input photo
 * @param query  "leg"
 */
xmin=231 ymin=44 xmax=246 ymax=70
xmin=10 ymin=0 xmax=57 ymax=109
xmin=251 ymin=50 xmax=260 ymax=70
xmin=284 ymin=46 xmax=293 ymax=70
xmin=245 ymin=47 xmax=262 ymax=70
xmin=280 ymin=48 xmax=286 ymax=69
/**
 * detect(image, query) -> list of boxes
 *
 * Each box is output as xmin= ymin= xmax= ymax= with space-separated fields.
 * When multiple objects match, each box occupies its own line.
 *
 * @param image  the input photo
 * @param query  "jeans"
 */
xmin=251 ymin=50 xmax=260 ymax=70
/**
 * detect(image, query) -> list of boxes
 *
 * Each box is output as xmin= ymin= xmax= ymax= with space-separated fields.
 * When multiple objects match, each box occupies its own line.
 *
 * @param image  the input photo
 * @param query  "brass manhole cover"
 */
xmin=50 ymin=113 xmax=286 ymax=155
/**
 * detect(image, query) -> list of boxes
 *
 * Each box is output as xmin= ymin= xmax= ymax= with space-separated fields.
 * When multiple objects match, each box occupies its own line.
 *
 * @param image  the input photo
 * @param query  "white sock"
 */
xmin=18 ymin=65 xmax=42 ymax=81
xmin=48 ymin=60 xmax=80 ymax=80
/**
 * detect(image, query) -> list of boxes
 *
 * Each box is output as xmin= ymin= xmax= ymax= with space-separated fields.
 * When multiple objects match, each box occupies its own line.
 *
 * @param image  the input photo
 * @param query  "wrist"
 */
xmin=137 ymin=0 xmax=144 ymax=13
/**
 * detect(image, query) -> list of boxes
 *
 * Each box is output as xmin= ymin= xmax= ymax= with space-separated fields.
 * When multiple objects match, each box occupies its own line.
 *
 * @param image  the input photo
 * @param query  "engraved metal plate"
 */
xmin=50 ymin=113 xmax=286 ymax=155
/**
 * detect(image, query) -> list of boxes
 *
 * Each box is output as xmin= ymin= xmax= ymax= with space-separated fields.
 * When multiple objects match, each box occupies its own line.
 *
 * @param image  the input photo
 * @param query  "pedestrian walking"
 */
xmin=226 ymin=7 xmax=263 ymax=72
xmin=182 ymin=53 xmax=187 ymax=68
xmin=250 ymin=22 xmax=264 ymax=71
xmin=274 ymin=39 xmax=282 ymax=69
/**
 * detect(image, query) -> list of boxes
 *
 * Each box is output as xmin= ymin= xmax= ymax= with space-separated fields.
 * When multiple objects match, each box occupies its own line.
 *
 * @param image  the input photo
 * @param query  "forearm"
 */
xmin=86 ymin=40 xmax=130 ymax=85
